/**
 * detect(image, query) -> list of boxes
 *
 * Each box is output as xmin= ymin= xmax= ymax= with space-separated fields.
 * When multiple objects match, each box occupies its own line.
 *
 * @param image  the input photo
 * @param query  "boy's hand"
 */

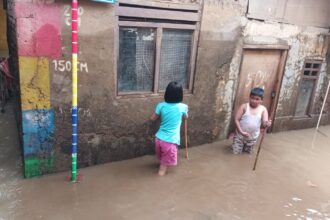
xmin=265 ymin=120 xmax=272 ymax=128
xmin=150 ymin=113 xmax=159 ymax=121
xmin=240 ymin=131 xmax=251 ymax=138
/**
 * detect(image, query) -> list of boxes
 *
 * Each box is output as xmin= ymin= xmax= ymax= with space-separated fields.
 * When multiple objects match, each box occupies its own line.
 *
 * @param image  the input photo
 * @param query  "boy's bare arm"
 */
xmin=262 ymin=107 xmax=271 ymax=127
xmin=235 ymin=104 xmax=249 ymax=136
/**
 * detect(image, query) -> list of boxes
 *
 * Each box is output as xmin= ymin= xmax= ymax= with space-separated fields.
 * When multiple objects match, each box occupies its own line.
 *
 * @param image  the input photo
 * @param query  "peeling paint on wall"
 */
xmin=16 ymin=2 xmax=61 ymax=58
xmin=19 ymin=55 xmax=55 ymax=177
xmin=34 ymin=24 xmax=61 ymax=58
xmin=24 ymin=156 xmax=54 ymax=178
xmin=15 ymin=1 xmax=61 ymax=177
xmin=22 ymin=109 xmax=55 ymax=178
xmin=10 ymin=0 xmax=330 ymax=177
xmin=19 ymin=57 xmax=51 ymax=110
xmin=22 ymin=109 xmax=55 ymax=156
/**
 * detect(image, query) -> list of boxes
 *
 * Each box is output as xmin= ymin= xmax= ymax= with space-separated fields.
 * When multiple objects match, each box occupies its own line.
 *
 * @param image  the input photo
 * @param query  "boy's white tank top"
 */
xmin=240 ymin=103 xmax=263 ymax=139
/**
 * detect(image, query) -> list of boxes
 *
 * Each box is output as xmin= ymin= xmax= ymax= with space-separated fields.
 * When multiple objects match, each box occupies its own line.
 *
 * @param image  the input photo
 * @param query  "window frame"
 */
xmin=114 ymin=2 xmax=201 ymax=98
xmin=294 ymin=59 xmax=323 ymax=117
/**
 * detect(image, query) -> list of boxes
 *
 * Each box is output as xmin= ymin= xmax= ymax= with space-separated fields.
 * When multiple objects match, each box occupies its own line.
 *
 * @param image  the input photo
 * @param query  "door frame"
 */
xmin=231 ymin=44 xmax=289 ymax=133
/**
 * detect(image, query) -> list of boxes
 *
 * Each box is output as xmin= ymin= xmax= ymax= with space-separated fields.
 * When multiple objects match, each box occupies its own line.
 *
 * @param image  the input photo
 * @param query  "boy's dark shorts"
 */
xmin=232 ymin=133 xmax=257 ymax=154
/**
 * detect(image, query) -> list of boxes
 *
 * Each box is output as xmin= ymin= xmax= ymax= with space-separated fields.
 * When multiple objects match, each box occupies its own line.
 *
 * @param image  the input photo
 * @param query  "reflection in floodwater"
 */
xmin=1 ymin=106 xmax=330 ymax=220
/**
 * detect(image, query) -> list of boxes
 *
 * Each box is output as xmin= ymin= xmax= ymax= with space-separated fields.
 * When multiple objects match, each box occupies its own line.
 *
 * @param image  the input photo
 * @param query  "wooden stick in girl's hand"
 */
xmin=185 ymin=118 xmax=189 ymax=160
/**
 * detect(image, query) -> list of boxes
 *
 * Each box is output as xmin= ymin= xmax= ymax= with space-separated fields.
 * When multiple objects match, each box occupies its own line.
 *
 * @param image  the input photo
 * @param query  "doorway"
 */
xmin=231 ymin=45 xmax=288 ymax=132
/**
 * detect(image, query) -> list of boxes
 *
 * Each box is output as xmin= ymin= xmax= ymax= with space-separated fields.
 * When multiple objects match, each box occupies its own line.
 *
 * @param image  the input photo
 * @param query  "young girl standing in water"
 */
xmin=150 ymin=81 xmax=188 ymax=176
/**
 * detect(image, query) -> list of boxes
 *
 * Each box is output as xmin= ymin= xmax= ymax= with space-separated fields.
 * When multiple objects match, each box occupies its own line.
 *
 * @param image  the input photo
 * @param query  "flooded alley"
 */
xmin=1 ymin=0 xmax=330 ymax=219
xmin=1 ymin=102 xmax=330 ymax=220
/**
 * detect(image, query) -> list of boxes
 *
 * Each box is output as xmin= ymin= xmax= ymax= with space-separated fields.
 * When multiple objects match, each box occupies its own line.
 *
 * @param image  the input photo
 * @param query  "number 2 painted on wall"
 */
xmin=64 ymin=6 xmax=84 ymax=27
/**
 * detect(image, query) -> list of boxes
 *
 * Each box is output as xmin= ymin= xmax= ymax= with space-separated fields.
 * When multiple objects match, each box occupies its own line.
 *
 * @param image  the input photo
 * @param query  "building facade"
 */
xmin=3 ymin=0 xmax=330 ymax=177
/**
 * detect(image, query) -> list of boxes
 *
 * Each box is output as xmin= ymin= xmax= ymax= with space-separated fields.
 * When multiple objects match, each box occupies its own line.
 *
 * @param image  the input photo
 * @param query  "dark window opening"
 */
xmin=295 ymin=60 xmax=322 ymax=116
xmin=118 ymin=27 xmax=156 ymax=92
xmin=305 ymin=63 xmax=312 ymax=68
xmin=159 ymin=29 xmax=193 ymax=91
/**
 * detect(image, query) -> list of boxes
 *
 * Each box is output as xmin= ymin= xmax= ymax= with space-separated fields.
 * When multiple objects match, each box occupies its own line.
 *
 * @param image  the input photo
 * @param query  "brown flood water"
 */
xmin=0 ymin=101 xmax=21 ymax=220
xmin=1 ymin=103 xmax=330 ymax=220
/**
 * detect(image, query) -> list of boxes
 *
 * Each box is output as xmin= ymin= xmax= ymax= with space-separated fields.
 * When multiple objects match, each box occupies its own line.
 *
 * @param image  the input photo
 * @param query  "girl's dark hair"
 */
xmin=250 ymin=87 xmax=264 ymax=98
xmin=164 ymin=81 xmax=183 ymax=103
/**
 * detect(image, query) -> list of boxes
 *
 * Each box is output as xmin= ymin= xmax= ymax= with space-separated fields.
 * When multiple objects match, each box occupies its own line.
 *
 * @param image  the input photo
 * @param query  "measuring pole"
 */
xmin=71 ymin=0 xmax=78 ymax=182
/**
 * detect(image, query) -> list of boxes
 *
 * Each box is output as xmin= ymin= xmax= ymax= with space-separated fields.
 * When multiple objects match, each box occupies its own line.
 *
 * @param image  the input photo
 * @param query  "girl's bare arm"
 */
xmin=150 ymin=113 xmax=159 ymax=121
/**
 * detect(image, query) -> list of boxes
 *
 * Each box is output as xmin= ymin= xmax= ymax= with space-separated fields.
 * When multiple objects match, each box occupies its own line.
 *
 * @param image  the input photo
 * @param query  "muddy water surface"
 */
xmin=1 ymin=110 xmax=330 ymax=220
xmin=0 ymin=101 xmax=22 ymax=220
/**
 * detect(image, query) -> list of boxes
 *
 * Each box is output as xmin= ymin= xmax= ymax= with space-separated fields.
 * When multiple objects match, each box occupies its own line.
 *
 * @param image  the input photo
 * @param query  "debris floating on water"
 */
xmin=292 ymin=197 xmax=302 ymax=202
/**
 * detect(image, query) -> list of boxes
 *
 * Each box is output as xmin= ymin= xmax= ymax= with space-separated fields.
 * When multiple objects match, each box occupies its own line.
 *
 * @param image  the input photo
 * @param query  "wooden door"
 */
xmin=232 ymin=48 xmax=287 ymax=132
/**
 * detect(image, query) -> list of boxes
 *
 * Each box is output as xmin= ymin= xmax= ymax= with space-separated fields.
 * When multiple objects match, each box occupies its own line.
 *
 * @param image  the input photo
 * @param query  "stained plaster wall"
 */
xmin=51 ymin=0 xmax=248 ymax=172
xmin=13 ymin=0 xmax=248 ymax=176
xmin=201 ymin=0 xmax=248 ymax=139
xmin=13 ymin=0 xmax=330 ymax=177
xmin=13 ymin=0 xmax=61 ymax=177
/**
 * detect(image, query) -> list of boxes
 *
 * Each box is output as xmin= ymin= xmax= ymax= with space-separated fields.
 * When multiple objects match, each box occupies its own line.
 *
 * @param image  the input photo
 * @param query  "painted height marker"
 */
xmin=71 ymin=0 xmax=78 ymax=182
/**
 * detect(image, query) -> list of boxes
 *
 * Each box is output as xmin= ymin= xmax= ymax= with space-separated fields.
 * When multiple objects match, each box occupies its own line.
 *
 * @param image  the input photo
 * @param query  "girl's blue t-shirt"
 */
xmin=155 ymin=102 xmax=188 ymax=145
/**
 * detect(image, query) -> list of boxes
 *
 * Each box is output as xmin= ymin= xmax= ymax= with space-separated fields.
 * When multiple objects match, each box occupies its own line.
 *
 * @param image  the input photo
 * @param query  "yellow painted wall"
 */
xmin=19 ymin=57 xmax=51 ymax=110
xmin=0 ymin=6 xmax=7 ymax=51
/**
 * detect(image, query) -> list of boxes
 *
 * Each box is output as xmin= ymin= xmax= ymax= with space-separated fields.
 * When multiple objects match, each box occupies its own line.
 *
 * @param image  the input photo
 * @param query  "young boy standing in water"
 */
xmin=232 ymin=87 xmax=271 ymax=154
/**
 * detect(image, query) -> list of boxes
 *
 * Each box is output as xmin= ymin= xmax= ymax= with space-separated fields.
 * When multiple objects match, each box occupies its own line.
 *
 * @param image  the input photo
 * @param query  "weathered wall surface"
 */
xmin=13 ymin=0 xmax=250 ymax=175
xmin=14 ymin=0 xmax=59 ymax=177
xmin=200 ymin=0 xmax=248 ymax=140
xmin=11 ymin=0 xmax=216 ymax=175
xmin=248 ymin=0 xmax=330 ymax=28
xmin=52 ymin=1 xmax=120 ymax=171
xmin=51 ymin=0 xmax=247 ymax=172
xmin=13 ymin=0 xmax=330 ymax=177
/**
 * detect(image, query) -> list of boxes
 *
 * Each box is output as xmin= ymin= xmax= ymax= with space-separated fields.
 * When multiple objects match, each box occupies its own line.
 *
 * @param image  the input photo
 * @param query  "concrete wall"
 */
xmin=12 ymin=0 xmax=330 ymax=177
xmin=51 ymin=0 xmax=247 ymax=172
xmin=12 ymin=0 xmax=247 ymax=176
xmin=200 ymin=0 xmax=247 ymax=139
xmin=12 ymin=0 xmax=59 ymax=177
xmin=248 ymin=0 xmax=330 ymax=28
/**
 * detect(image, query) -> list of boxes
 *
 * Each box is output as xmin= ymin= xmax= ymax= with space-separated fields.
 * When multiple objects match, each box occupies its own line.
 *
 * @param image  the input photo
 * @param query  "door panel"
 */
xmin=234 ymin=49 xmax=281 ymax=115
xmin=229 ymin=49 xmax=286 ymax=135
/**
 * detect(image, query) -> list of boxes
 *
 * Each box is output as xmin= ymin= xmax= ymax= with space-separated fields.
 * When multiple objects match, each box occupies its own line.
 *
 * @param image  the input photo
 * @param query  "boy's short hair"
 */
xmin=250 ymin=87 xmax=264 ymax=98
xmin=164 ymin=81 xmax=183 ymax=103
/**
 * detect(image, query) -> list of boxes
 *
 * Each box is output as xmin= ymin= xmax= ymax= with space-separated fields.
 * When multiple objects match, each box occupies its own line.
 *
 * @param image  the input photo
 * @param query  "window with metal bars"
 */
xmin=115 ymin=1 xmax=201 ymax=96
xmin=295 ymin=60 xmax=322 ymax=116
